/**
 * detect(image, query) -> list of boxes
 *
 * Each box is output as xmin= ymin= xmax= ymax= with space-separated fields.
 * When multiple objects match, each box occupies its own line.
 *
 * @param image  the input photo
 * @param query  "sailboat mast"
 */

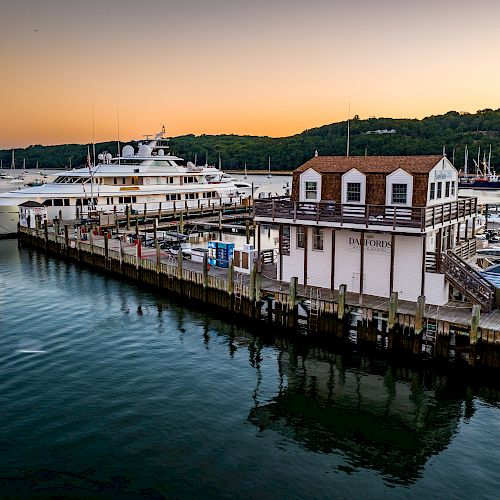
xmin=346 ymin=102 xmax=350 ymax=157
xmin=117 ymin=103 xmax=121 ymax=166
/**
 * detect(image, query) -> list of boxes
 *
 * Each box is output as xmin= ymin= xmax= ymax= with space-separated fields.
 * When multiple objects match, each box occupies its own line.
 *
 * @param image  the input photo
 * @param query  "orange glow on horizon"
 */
xmin=1 ymin=0 xmax=500 ymax=148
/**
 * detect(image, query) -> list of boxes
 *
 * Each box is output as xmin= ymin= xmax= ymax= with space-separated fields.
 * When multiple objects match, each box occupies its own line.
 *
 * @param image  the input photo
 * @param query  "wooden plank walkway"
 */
xmin=78 ymin=233 xmax=494 ymax=330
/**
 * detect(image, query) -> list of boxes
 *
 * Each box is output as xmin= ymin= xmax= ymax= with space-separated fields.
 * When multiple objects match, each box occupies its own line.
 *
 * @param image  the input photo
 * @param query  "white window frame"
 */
xmin=391 ymin=183 xmax=408 ymax=205
xmin=305 ymin=181 xmax=318 ymax=200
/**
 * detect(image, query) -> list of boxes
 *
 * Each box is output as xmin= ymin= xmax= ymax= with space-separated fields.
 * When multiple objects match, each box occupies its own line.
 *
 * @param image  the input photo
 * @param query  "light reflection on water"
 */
xmin=1 ymin=239 xmax=500 ymax=498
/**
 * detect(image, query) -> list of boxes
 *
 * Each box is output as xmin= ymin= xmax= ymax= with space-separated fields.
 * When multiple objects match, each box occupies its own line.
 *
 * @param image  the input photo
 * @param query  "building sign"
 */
xmin=347 ymin=234 xmax=391 ymax=254
xmin=434 ymin=170 xmax=453 ymax=180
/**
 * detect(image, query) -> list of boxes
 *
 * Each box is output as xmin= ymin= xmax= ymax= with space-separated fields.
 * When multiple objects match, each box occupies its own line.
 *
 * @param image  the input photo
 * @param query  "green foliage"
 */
xmin=2 ymin=109 xmax=500 ymax=172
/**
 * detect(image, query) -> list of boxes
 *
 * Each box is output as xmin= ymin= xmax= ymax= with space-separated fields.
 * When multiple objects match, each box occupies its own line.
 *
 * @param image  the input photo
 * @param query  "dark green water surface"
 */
xmin=1 ymin=240 xmax=500 ymax=498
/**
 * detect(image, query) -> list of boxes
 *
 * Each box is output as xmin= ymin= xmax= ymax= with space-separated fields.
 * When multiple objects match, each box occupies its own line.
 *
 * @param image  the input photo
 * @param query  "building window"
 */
xmin=282 ymin=226 xmax=290 ymax=256
xmin=437 ymin=182 xmax=442 ymax=198
xmin=297 ymin=227 xmax=306 ymax=248
xmin=347 ymin=182 xmax=361 ymax=203
xmin=445 ymin=181 xmax=450 ymax=197
xmin=391 ymin=184 xmax=407 ymax=204
xmin=430 ymin=182 xmax=435 ymax=200
xmin=305 ymin=181 xmax=317 ymax=200
xmin=451 ymin=182 xmax=456 ymax=196
xmin=312 ymin=227 xmax=323 ymax=251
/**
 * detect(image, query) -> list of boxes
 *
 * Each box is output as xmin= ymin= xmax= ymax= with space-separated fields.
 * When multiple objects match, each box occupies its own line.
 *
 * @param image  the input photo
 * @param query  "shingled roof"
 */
xmin=295 ymin=155 xmax=446 ymax=175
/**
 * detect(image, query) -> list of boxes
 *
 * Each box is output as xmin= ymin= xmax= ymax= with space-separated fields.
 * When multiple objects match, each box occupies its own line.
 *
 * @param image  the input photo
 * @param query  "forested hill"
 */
xmin=2 ymin=109 xmax=500 ymax=172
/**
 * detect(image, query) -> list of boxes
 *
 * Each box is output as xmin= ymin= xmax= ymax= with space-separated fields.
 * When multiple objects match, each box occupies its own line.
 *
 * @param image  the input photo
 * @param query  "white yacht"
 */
xmin=0 ymin=130 xmax=252 ymax=236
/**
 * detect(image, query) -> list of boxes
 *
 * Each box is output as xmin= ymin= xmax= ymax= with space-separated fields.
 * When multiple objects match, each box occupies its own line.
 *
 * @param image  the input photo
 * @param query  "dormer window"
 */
xmin=305 ymin=182 xmax=318 ymax=200
xmin=392 ymin=184 xmax=407 ymax=204
xmin=347 ymin=183 xmax=361 ymax=203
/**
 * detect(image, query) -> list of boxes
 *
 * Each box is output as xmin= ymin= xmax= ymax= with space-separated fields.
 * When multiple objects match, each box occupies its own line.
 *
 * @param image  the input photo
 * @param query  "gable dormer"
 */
xmin=385 ymin=168 xmax=413 ymax=206
xmin=299 ymin=168 xmax=322 ymax=202
xmin=341 ymin=168 xmax=366 ymax=204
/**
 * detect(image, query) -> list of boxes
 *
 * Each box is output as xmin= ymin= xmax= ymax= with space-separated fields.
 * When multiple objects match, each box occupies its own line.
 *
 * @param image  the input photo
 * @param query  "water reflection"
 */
xmin=247 ymin=344 xmax=474 ymax=484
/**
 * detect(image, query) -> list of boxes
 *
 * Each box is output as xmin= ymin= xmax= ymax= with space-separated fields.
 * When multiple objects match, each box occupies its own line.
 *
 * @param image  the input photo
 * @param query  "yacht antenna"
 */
xmin=488 ymin=144 xmax=492 ymax=174
xmin=346 ymin=102 xmax=350 ymax=157
xmin=205 ymin=151 xmax=208 ymax=167
xmin=464 ymin=145 xmax=468 ymax=176
xmin=87 ymin=145 xmax=95 ymax=211
xmin=194 ymin=153 xmax=198 ymax=167
xmin=11 ymin=149 xmax=15 ymax=170
xmin=218 ymin=152 xmax=221 ymax=171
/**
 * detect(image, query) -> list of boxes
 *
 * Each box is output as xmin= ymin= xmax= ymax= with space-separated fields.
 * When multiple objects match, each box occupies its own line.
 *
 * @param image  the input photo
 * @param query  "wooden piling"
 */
xmin=288 ymin=277 xmax=298 ymax=330
xmin=388 ymin=292 xmax=398 ymax=330
xmin=338 ymin=284 xmax=346 ymax=320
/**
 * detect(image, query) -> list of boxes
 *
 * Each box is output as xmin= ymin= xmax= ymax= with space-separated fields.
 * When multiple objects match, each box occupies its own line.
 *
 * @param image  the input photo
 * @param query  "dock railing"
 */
xmin=254 ymin=196 xmax=477 ymax=231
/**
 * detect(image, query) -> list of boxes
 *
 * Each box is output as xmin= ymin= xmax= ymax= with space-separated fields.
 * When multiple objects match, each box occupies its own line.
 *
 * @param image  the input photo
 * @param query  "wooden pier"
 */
xmin=18 ymin=224 xmax=500 ymax=370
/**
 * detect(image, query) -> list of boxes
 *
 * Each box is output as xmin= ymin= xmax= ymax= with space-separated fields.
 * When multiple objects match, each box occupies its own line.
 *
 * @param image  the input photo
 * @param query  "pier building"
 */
xmin=254 ymin=155 xmax=492 ymax=309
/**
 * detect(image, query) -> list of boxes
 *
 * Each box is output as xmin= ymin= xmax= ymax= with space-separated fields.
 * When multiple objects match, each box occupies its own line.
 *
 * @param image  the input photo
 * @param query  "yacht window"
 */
xmin=132 ymin=196 xmax=137 ymax=203
xmin=43 ymin=199 xmax=53 ymax=206
xmin=54 ymin=199 xmax=63 ymax=206
xmin=113 ymin=177 xmax=117 ymax=185
xmin=122 ymin=177 xmax=126 ymax=184
xmin=134 ymin=169 xmax=140 ymax=173
xmin=124 ymin=196 xmax=132 ymax=204
xmin=76 ymin=199 xmax=82 ymax=206
xmin=64 ymin=199 xmax=70 ymax=206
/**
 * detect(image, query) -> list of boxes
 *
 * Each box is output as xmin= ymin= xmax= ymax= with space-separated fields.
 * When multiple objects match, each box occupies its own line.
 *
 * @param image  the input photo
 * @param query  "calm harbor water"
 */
xmin=1 ymin=239 xmax=500 ymax=498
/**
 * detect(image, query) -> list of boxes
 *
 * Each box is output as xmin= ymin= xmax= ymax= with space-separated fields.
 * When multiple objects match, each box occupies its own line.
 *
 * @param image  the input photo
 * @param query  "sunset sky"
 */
xmin=1 ymin=0 xmax=499 ymax=147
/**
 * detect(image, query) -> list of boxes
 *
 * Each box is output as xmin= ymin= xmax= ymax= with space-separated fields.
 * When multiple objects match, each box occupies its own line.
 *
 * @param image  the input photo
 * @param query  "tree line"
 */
xmin=1 ymin=109 xmax=499 ymax=172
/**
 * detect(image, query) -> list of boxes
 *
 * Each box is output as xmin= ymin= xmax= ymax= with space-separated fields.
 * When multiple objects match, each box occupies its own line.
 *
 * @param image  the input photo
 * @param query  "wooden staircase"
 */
xmin=438 ymin=251 xmax=495 ymax=312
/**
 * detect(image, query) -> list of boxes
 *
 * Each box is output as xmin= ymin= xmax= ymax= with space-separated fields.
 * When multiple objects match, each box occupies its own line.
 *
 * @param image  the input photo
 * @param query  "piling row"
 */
xmin=18 ymin=226 xmax=500 ymax=370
